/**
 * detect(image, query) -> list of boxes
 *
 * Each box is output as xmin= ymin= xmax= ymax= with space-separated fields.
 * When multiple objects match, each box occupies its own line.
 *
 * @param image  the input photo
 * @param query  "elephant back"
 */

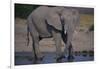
xmin=31 ymin=6 xmax=50 ymax=19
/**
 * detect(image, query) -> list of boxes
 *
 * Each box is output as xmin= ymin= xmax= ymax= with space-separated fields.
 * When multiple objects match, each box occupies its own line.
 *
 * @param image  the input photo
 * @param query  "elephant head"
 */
xmin=62 ymin=9 xmax=80 ymax=35
xmin=61 ymin=8 xmax=80 ymax=57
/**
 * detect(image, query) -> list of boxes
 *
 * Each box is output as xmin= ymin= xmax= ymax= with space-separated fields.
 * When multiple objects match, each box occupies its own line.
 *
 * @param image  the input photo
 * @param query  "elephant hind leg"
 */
xmin=32 ymin=36 xmax=45 ymax=64
xmin=28 ymin=22 xmax=43 ymax=63
xmin=31 ymin=37 xmax=44 ymax=64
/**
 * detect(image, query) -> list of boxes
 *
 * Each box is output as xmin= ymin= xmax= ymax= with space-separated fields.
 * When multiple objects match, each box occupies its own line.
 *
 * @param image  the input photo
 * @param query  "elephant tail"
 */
xmin=27 ymin=26 xmax=30 ymax=46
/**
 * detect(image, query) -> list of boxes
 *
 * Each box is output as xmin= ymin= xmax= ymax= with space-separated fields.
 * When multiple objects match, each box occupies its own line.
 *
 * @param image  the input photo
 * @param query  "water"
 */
xmin=15 ymin=52 xmax=94 ymax=65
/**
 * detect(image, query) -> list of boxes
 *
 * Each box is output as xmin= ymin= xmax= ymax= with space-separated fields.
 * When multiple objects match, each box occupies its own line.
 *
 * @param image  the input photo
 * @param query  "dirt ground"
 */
xmin=15 ymin=16 xmax=94 ymax=53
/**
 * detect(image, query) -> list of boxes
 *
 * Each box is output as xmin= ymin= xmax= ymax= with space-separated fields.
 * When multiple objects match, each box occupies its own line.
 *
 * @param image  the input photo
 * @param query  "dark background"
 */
xmin=15 ymin=3 xmax=94 ymax=19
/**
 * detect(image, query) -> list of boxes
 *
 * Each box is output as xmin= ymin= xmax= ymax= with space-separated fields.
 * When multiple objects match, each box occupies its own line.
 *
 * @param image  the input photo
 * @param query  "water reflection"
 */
xmin=15 ymin=52 xmax=94 ymax=65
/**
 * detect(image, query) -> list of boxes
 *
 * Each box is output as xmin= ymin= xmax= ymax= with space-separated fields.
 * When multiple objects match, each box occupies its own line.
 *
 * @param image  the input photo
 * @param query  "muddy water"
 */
xmin=15 ymin=52 xmax=94 ymax=65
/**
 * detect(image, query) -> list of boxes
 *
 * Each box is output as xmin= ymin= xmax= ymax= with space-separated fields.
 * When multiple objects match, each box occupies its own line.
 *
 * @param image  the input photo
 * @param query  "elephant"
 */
xmin=26 ymin=6 xmax=80 ymax=63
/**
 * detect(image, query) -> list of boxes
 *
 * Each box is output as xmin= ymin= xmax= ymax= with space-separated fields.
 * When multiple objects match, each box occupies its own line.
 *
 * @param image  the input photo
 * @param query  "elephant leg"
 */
xmin=30 ymin=33 xmax=44 ymax=64
xmin=64 ymin=30 xmax=74 ymax=61
xmin=33 ymin=36 xmax=43 ymax=63
xmin=52 ymin=30 xmax=63 ymax=62
xmin=28 ymin=21 xmax=42 ymax=63
xmin=67 ymin=42 xmax=74 ymax=61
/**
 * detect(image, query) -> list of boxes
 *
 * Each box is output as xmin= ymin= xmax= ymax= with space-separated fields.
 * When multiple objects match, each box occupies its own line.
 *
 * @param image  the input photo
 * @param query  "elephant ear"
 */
xmin=46 ymin=13 xmax=62 ymax=31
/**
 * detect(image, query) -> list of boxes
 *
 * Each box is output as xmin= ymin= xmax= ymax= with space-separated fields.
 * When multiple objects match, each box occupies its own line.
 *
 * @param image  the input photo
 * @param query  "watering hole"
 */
xmin=15 ymin=52 xmax=94 ymax=65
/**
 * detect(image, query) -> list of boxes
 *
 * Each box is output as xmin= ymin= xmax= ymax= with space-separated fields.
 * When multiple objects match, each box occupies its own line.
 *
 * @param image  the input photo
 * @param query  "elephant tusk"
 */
xmin=64 ymin=30 xmax=67 ymax=34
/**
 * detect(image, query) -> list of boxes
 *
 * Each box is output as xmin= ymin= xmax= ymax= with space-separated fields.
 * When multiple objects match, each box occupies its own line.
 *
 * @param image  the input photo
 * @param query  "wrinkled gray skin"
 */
xmin=27 ymin=6 xmax=80 ymax=63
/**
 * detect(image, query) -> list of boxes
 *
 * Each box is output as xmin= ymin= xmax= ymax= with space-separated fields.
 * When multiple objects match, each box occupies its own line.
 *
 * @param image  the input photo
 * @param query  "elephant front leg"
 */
xmin=52 ymin=31 xmax=64 ymax=63
xmin=64 ymin=42 xmax=74 ymax=62
xmin=64 ymin=31 xmax=74 ymax=62
xmin=67 ymin=43 xmax=74 ymax=62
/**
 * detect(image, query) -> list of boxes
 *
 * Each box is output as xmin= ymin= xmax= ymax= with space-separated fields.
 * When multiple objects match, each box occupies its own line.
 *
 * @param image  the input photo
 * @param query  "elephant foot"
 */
xmin=56 ymin=55 xmax=66 ymax=63
xmin=67 ymin=55 xmax=74 ymax=62
xmin=33 ymin=56 xmax=44 ymax=64
xmin=33 ymin=59 xmax=40 ymax=64
xmin=33 ymin=60 xmax=40 ymax=64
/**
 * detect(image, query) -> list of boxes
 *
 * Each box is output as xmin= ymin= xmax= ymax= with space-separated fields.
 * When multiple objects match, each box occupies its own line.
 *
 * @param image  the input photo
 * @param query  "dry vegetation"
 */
xmin=80 ymin=14 xmax=94 ymax=29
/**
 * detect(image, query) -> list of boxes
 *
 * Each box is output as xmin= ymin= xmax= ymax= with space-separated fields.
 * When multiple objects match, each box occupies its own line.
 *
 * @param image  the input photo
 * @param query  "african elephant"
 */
xmin=27 ymin=6 xmax=80 ymax=63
